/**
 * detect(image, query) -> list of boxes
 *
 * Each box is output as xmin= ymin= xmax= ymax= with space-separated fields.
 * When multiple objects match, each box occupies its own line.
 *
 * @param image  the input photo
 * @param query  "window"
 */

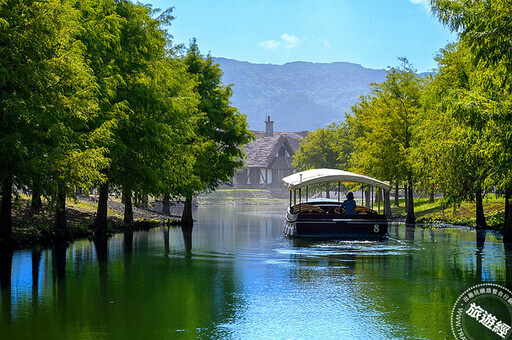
xmin=259 ymin=168 xmax=266 ymax=184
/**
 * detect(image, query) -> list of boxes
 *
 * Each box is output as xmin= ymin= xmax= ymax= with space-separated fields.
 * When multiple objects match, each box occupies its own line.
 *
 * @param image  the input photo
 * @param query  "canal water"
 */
xmin=0 ymin=205 xmax=509 ymax=339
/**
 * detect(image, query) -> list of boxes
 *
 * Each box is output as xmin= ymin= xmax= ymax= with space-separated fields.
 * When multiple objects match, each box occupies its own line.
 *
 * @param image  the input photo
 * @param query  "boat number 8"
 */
xmin=374 ymin=224 xmax=379 ymax=233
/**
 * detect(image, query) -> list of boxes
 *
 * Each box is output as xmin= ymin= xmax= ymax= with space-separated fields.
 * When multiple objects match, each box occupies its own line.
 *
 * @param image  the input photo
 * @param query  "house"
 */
xmin=233 ymin=116 xmax=308 ymax=189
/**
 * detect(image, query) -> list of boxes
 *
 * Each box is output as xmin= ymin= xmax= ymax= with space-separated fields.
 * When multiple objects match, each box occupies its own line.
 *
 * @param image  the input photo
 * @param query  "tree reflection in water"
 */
xmin=182 ymin=224 xmax=193 ymax=258
xmin=0 ymin=211 xmax=510 ymax=339
xmin=0 ymin=247 xmax=13 ymax=335
xmin=504 ymin=242 xmax=512 ymax=289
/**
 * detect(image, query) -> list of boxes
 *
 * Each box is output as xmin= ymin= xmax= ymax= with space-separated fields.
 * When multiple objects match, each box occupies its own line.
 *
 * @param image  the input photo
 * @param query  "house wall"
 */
xmin=227 ymin=167 xmax=294 ymax=190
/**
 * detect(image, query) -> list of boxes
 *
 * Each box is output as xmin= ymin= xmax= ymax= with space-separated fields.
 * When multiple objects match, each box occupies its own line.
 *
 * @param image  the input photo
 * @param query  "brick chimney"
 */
xmin=265 ymin=115 xmax=274 ymax=137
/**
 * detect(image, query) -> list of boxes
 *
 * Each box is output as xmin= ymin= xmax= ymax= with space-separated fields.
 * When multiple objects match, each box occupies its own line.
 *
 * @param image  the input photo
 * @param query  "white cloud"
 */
xmin=313 ymin=37 xmax=330 ymax=48
xmin=363 ymin=37 xmax=380 ymax=44
xmin=281 ymin=33 xmax=302 ymax=49
xmin=259 ymin=33 xmax=304 ymax=51
xmin=259 ymin=39 xmax=281 ymax=50
xmin=409 ymin=0 xmax=430 ymax=11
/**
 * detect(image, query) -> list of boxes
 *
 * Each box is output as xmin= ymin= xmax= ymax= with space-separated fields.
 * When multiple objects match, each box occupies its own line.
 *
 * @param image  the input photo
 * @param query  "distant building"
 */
xmin=233 ymin=116 xmax=308 ymax=189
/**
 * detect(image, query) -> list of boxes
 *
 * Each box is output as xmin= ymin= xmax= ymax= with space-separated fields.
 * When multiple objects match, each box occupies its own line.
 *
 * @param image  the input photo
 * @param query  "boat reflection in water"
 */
xmin=282 ymin=168 xmax=392 ymax=239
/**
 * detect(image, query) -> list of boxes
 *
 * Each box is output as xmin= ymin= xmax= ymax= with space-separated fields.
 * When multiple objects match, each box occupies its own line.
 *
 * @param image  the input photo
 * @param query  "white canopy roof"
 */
xmin=282 ymin=168 xmax=391 ymax=191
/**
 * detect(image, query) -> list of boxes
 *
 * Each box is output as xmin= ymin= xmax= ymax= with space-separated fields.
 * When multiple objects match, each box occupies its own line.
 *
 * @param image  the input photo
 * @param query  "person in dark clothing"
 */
xmin=340 ymin=192 xmax=356 ymax=214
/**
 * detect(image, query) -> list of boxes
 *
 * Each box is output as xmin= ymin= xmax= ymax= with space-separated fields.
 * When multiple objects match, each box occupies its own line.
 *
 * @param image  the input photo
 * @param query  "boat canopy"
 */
xmin=282 ymin=168 xmax=391 ymax=191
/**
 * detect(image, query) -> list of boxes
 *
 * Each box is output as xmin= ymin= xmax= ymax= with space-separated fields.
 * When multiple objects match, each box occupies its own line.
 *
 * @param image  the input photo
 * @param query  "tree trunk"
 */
xmin=94 ymin=182 xmax=109 ymax=234
xmin=123 ymin=185 xmax=133 ymax=224
xmin=0 ymin=175 xmax=13 ymax=246
xmin=504 ymin=188 xmax=512 ymax=243
xmin=162 ymin=194 xmax=171 ymax=215
xmin=394 ymin=182 xmax=399 ymax=207
xmin=31 ymin=179 xmax=42 ymax=211
xmin=384 ymin=190 xmax=392 ymax=219
xmin=54 ymin=184 xmax=69 ymax=239
xmin=365 ymin=187 xmax=371 ymax=207
xmin=133 ymin=193 xmax=139 ymax=208
xmin=405 ymin=183 xmax=415 ymax=224
xmin=181 ymin=196 xmax=194 ymax=226
xmin=475 ymin=189 xmax=487 ymax=229
xmin=506 ymin=188 xmax=510 ymax=230
xmin=141 ymin=193 xmax=148 ymax=209
xmin=429 ymin=185 xmax=435 ymax=204
xmin=325 ymin=183 xmax=330 ymax=199
xmin=404 ymin=184 xmax=408 ymax=208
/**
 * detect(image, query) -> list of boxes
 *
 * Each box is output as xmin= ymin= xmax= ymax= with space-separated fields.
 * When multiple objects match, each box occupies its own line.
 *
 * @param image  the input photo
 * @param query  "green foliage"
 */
xmin=0 ymin=0 xmax=108 ymax=216
xmin=347 ymin=58 xmax=424 ymax=183
xmin=430 ymin=0 xmax=512 ymax=192
xmin=414 ymin=42 xmax=491 ymax=204
xmin=181 ymin=40 xmax=253 ymax=198
xmin=293 ymin=121 xmax=352 ymax=171
xmin=0 ymin=0 xmax=252 ymax=235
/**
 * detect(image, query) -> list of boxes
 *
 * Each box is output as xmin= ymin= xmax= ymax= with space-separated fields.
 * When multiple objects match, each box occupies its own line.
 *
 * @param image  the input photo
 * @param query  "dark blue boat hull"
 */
xmin=284 ymin=216 xmax=388 ymax=239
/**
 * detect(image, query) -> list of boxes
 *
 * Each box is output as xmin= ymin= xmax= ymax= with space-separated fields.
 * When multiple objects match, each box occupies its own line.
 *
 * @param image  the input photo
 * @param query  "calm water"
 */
xmin=0 ymin=205 xmax=509 ymax=339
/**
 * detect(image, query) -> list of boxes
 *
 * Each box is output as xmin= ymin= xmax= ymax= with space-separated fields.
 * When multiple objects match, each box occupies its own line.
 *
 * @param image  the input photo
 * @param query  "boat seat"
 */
xmin=355 ymin=206 xmax=377 ymax=214
xmin=294 ymin=204 xmax=325 ymax=213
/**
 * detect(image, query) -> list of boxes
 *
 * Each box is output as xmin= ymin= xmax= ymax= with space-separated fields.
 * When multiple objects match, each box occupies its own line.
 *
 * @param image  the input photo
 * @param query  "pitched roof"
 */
xmin=244 ymin=130 xmax=308 ymax=168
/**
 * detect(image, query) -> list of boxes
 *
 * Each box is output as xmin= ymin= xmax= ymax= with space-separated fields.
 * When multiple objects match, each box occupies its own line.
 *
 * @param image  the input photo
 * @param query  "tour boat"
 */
xmin=282 ymin=169 xmax=392 ymax=238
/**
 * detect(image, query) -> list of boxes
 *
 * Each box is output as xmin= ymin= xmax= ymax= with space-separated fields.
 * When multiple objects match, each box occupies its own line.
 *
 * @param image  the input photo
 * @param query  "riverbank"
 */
xmin=391 ymin=196 xmax=505 ymax=230
xmin=10 ymin=195 xmax=179 ymax=248
xmin=8 ymin=193 xmax=506 ymax=248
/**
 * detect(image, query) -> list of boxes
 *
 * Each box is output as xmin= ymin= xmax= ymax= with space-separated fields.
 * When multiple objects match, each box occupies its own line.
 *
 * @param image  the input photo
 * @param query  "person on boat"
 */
xmin=340 ymin=192 xmax=356 ymax=214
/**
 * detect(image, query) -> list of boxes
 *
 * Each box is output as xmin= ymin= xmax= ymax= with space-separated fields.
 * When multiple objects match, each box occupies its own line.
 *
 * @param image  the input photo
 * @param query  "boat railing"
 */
xmin=292 ymin=203 xmax=380 ymax=216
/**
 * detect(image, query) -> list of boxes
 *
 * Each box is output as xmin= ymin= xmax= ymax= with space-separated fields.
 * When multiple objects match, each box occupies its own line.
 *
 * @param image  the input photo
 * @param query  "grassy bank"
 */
xmin=8 ymin=192 xmax=506 ymax=247
xmin=391 ymin=195 xmax=505 ymax=230
xmin=9 ymin=195 xmax=177 ymax=248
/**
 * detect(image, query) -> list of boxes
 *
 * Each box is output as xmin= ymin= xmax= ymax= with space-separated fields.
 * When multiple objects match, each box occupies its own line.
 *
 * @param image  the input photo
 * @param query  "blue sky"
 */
xmin=146 ymin=0 xmax=457 ymax=73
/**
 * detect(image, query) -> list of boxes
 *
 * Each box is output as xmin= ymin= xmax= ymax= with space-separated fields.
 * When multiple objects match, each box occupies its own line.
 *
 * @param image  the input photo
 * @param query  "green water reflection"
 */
xmin=0 ymin=206 xmax=509 ymax=339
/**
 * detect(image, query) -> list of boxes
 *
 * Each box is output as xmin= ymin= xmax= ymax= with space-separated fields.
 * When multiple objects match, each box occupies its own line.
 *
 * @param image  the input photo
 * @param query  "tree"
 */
xmin=431 ymin=0 xmax=512 ymax=239
xmin=347 ymin=58 xmax=424 ymax=223
xmin=73 ymin=0 xmax=190 ymax=232
xmin=292 ymin=122 xmax=353 ymax=197
xmin=416 ymin=42 xmax=492 ymax=228
xmin=293 ymin=122 xmax=353 ymax=171
xmin=116 ymin=57 xmax=198 ymax=224
xmin=0 ymin=0 xmax=105 ymax=243
xmin=180 ymin=40 xmax=253 ymax=225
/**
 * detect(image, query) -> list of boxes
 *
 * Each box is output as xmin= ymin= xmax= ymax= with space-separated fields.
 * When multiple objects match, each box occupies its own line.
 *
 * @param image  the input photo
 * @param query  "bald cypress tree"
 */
xmin=180 ymin=40 xmax=253 ymax=225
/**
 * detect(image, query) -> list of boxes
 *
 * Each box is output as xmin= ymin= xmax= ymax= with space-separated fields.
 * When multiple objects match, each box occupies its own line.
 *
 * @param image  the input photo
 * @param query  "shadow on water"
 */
xmin=0 ymin=247 xmax=13 ymax=335
xmin=52 ymin=242 xmax=68 ymax=311
xmin=94 ymin=235 xmax=109 ymax=305
xmin=476 ymin=229 xmax=486 ymax=283
xmin=31 ymin=247 xmax=42 ymax=309
xmin=2 ymin=208 xmax=512 ymax=339
xmin=505 ymin=241 xmax=512 ymax=289
xmin=161 ymin=225 xmax=193 ymax=258
xmin=123 ymin=230 xmax=133 ymax=268
xmin=182 ymin=225 xmax=193 ymax=258
xmin=163 ymin=226 xmax=170 ymax=257
xmin=404 ymin=224 xmax=415 ymax=241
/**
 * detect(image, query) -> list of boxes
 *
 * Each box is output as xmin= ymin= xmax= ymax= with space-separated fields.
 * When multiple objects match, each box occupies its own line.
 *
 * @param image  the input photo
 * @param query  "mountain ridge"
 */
xmin=214 ymin=57 xmax=388 ymax=131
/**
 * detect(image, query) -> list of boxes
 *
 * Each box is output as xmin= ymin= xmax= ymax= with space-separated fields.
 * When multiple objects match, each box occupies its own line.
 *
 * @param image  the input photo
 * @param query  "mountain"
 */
xmin=214 ymin=57 xmax=387 ymax=132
